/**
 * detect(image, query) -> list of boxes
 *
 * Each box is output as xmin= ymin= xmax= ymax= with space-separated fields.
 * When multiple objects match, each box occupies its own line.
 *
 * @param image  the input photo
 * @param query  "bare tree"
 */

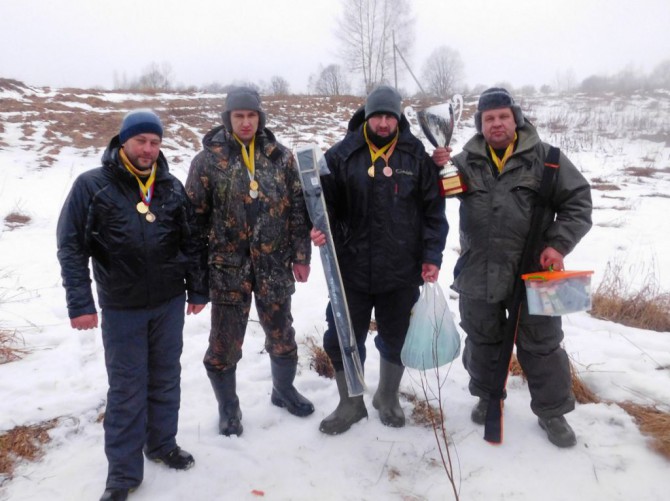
xmin=650 ymin=59 xmax=670 ymax=89
xmin=137 ymin=62 xmax=173 ymax=91
xmin=268 ymin=75 xmax=290 ymax=95
xmin=311 ymin=64 xmax=351 ymax=95
xmin=336 ymin=0 xmax=414 ymax=93
xmin=421 ymin=46 xmax=464 ymax=98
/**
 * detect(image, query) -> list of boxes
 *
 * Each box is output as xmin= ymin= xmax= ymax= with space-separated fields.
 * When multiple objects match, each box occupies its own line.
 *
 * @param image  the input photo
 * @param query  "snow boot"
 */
xmin=270 ymin=355 xmax=315 ymax=417
xmin=207 ymin=368 xmax=243 ymax=436
xmin=470 ymin=398 xmax=489 ymax=425
xmin=538 ymin=415 xmax=577 ymax=448
xmin=319 ymin=371 xmax=368 ymax=435
xmin=372 ymin=358 xmax=406 ymax=427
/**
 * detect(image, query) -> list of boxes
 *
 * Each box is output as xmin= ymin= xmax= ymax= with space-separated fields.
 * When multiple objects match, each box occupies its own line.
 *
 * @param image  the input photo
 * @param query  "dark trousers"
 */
xmin=101 ymin=293 xmax=185 ymax=489
xmin=324 ymin=286 xmax=419 ymax=371
xmin=204 ymin=295 xmax=297 ymax=373
xmin=459 ymin=295 xmax=575 ymax=418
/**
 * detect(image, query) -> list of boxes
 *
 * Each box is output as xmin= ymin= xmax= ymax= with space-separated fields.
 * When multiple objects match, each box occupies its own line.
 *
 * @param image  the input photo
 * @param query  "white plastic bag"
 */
xmin=401 ymin=283 xmax=461 ymax=370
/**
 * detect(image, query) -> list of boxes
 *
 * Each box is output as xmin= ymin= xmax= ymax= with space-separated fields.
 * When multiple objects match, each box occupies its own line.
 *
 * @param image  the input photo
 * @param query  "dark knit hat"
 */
xmin=119 ymin=109 xmax=163 ymax=144
xmin=221 ymin=86 xmax=266 ymax=132
xmin=365 ymin=85 xmax=402 ymax=120
xmin=474 ymin=87 xmax=524 ymax=133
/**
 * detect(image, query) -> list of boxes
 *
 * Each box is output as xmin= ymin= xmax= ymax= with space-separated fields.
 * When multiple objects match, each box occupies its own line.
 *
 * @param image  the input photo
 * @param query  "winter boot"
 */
xmin=319 ymin=371 xmax=368 ymax=435
xmin=270 ymin=356 xmax=315 ymax=417
xmin=538 ymin=415 xmax=577 ymax=448
xmin=372 ymin=358 xmax=406 ymax=427
xmin=470 ymin=398 xmax=489 ymax=425
xmin=207 ymin=368 xmax=243 ymax=436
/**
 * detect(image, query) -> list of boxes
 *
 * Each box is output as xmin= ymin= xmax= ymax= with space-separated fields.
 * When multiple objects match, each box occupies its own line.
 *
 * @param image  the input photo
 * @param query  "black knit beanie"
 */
xmin=221 ymin=87 xmax=266 ymax=132
xmin=365 ymin=85 xmax=402 ymax=120
xmin=474 ymin=87 xmax=524 ymax=133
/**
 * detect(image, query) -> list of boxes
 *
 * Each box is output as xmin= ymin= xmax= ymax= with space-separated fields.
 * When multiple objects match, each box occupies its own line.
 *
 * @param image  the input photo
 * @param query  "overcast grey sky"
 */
xmin=1 ymin=0 xmax=668 ymax=94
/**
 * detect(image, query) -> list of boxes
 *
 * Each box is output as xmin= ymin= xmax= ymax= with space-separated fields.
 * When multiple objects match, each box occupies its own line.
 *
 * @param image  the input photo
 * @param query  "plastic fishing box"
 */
xmin=521 ymin=270 xmax=594 ymax=316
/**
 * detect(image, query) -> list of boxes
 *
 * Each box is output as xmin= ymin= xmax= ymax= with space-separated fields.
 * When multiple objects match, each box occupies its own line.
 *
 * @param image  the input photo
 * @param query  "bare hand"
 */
xmin=310 ymin=228 xmax=326 ymax=247
xmin=293 ymin=263 xmax=311 ymax=282
xmin=432 ymin=147 xmax=452 ymax=167
xmin=421 ymin=263 xmax=440 ymax=283
xmin=540 ymin=247 xmax=564 ymax=271
xmin=70 ymin=313 xmax=98 ymax=330
xmin=187 ymin=303 xmax=207 ymax=315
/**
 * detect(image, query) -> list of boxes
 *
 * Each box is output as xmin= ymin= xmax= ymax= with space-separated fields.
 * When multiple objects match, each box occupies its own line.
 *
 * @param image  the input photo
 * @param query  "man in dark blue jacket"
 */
xmin=311 ymin=85 xmax=448 ymax=435
xmin=57 ymin=109 xmax=208 ymax=501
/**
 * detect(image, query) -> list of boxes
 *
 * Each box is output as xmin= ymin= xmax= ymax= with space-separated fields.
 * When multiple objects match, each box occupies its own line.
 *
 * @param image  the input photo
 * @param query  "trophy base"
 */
xmin=439 ymin=174 xmax=467 ymax=197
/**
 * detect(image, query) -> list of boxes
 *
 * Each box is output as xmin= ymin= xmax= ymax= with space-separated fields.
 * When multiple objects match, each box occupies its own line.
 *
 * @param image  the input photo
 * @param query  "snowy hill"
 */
xmin=1 ymin=80 xmax=669 ymax=500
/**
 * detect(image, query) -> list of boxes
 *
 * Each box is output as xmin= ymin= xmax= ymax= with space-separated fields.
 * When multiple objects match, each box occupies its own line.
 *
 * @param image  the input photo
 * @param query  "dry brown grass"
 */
xmin=0 ymin=330 xmax=28 ymax=364
xmin=618 ymin=402 xmax=670 ymax=460
xmin=0 ymin=419 xmax=59 ymax=482
xmin=591 ymin=260 xmax=670 ymax=332
xmin=401 ymin=391 xmax=444 ymax=428
xmin=304 ymin=336 xmax=334 ymax=379
xmin=3 ymin=212 xmax=31 ymax=231
xmin=510 ymin=358 xmax=669 ymax=460
xmin=623 ymin=166 xmax=658 ymax=178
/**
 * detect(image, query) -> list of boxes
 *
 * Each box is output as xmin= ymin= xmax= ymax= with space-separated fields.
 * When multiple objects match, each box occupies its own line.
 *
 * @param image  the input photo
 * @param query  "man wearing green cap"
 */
xmin=57 ymin=109 xmax=208 ymax=501
xmin=433 ymin=87 xmax=592 ymax=447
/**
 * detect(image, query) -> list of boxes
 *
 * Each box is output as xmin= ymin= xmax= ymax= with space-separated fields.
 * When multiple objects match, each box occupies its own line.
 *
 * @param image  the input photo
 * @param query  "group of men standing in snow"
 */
xmin=57 ymin=85 xmax=592 ymax=501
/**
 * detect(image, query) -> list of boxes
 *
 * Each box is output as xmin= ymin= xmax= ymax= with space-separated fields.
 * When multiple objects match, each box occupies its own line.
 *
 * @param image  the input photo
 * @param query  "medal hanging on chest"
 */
xmin=235 ymin=134 xmax=258 ymax=199
xmin=364 ymin=124 xmax=398 ymax=179
xmin=120 ymin=147 xmax=157 ymax=223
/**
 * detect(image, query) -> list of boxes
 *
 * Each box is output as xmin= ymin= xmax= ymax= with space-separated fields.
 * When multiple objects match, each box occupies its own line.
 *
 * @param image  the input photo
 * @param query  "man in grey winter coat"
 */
xmin=433 ymin=88 xmax=592 ymax=447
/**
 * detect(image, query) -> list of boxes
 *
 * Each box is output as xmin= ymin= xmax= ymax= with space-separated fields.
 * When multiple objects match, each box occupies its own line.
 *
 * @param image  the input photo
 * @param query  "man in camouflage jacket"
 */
xmin=185 ymin=87 xmax=313 ymax=437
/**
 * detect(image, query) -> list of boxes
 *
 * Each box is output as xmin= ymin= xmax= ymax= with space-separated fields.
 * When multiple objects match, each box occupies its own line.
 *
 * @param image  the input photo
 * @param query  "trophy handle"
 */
xmin=451 ymin=94 xmax=463 ymax=127
xmin=403 ymin=105 xmax=422 ymax=138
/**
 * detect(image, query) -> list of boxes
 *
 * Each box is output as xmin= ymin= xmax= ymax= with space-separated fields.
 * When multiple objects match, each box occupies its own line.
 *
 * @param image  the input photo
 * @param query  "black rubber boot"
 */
xmin=100 ymin=489 xmax=129 ymax=501
xmin=372 ymin=358 xmax=405 ymax=427
xmin=471 ymin=398 xmax=488 ymax=425
xmin=538 ymin=415 xmax=577 ymax=448
xmin=319 ymin=371 xmax=368 ymax=435
xmin=270 ymin=356 xmax=314 ymax=417
xmin=207 ymin=368 xmax=243 ymax=436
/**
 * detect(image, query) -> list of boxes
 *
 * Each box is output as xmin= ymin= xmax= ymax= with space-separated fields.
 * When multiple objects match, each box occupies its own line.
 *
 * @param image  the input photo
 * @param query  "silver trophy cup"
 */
xmin=405 ymin=95 xmax=466 ymax=197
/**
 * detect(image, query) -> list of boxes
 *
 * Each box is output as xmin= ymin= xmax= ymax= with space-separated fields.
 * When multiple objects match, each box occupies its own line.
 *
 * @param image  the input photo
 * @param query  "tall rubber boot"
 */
xmin=372 ymin=358 xmax=405 ymax=427
xmin=319 ymin=371 xmax=368 ymax=435
xmin=270 ymin=356 xmax=315 ymax=417
xmin=207 ymin=368 xmax=243 ymax=436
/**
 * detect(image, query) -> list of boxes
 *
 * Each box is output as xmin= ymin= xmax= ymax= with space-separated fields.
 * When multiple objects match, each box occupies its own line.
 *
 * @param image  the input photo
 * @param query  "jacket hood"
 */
xmin=201 ymin=124 xmax=278 ymax=155
xmin=347 ymin=106 xmax=411 ymax=133
xmin=101 ymin=134 xmax=170 ymax=176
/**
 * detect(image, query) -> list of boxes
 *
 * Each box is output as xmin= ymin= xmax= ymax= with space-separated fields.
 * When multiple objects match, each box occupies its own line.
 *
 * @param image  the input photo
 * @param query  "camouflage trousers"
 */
xmin=203 ymin=295 xmax=298 ymax=372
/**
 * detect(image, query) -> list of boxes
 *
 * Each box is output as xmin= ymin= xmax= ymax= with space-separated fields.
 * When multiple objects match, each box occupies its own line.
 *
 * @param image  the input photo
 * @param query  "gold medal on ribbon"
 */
xmin=367 ymin=166 xmax=375 ymax=178
xmin=383 ymin=166 xmax=393 ymax=177
xmin=249 ymin=180 xmax=259 ymax=191
xmin=136 ymin=202 xmax=149 ymax=214
xmin=145 ymin=212 xmax=156 ymax=223
xmin=249 ymin=190 xmax=259 ymax=199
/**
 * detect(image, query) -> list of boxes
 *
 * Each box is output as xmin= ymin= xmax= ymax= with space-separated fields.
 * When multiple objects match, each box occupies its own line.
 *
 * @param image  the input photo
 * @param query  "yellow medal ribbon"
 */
xmin=488 ymin=132 xmax=518 ymax=173
xmin=233 ymin=133 xmax=256 ymax=182
xmin=119 ymin=147 xmax=157 ymax=204
xmin=364 ymin=123 xmax=399 ymax=172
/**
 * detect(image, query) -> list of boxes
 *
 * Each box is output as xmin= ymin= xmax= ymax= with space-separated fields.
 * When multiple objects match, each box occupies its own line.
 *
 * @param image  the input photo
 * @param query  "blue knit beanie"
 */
xmin=119 ymin=109 xmax=164 ymax=143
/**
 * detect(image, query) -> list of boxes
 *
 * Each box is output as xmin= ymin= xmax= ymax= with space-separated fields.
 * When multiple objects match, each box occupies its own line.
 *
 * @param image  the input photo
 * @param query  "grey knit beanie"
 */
xmin=221 ymin=86 xmax=266 ymax=132
xmin=474 ymin=87 xmax=524 ymax=133
xmin=365 ymin=85 xmax=402 ymax=120
xmin=119 ymin=109 xmax=163 ymax=144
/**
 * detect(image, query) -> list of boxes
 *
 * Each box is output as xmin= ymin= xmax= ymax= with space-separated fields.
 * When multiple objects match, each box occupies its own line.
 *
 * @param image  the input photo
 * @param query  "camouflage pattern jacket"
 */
xmin=186 ymin=125 xmax=311 ymax=304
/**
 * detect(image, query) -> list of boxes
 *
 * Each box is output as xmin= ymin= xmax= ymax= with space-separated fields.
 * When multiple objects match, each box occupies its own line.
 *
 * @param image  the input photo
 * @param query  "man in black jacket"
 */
xmin=311 ymin=85 xmax=448 ymax=434
xmin=57 ymin=109 xmax=208 ymax=501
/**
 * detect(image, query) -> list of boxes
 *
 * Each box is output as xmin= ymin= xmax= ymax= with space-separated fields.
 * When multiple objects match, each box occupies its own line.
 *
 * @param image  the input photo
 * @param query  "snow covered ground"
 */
xmin=1 ymin=84 xmax=669 ymax=500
